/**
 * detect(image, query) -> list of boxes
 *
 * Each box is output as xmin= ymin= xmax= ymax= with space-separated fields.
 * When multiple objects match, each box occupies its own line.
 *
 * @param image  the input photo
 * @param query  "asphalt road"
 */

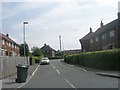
xmin=20 ymin=60 xmax=118 ymax=88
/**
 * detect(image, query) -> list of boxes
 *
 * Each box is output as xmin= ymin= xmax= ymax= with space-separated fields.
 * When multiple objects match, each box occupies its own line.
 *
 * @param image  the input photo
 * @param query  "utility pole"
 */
xmin=59 ymin=35 xmax=62 ymax=61
xmin=59 ymin=35 xmax=62 ymax=51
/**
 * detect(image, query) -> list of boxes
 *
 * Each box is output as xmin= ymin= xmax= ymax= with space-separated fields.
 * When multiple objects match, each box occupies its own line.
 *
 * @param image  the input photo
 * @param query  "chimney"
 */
xmin=100 ymin=21 xmax=103 ymax=27
xmin=44 ymin=43 xmax=46 ymax=46
xmin=6 ymin=34 xmax=9 ymax=37
xmin=90 ymin=27 xmax=92 ymax=33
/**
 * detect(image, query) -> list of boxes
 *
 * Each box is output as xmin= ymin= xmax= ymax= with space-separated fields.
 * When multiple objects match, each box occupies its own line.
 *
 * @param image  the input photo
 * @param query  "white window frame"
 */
xmin=7 ymin=41 xmax=9 ymax=46
xmin=110 ymin=30 xmax=115 ymax=38
xmin=14 ymin=45 xmax=16 ymax=49
xmin=2 ymin=39 xmax=5 ymax=45
xmin=90 ymin=39 xmax=93 ymax=44
xmin=9 ymin=42 xmax=11 ymax=47
xmin=12 ymin=43 xmax=14 ymax=48
xmin=102 ymin=34 xmax=106 ymax=40
xmin=95 ymin=37 xmax=98 ymax=42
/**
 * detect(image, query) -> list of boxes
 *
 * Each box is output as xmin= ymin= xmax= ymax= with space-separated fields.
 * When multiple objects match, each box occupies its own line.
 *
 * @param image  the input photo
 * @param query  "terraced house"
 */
xmin=79 ymin=3 xmax=120 ymax=52
xmin=0 ymin=33 xmax=20 ymax=56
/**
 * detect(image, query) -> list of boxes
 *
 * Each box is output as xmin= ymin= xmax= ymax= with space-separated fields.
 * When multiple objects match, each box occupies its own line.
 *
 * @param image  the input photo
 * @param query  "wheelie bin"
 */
xmin=15 ymin=65 xmax=29 ymax=83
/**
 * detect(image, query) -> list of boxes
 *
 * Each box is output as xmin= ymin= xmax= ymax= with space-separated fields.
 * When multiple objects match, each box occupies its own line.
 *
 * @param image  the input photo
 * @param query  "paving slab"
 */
xmin=1 ymin=64 xmax=39 ymax=89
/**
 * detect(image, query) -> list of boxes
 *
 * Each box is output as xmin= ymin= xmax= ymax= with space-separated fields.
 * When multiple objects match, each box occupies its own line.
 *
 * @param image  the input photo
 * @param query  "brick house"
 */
xmin=40 ymin=44 xmax=56 ymax=58
xmin=79 ymin=4 xmax=120 ymax=52
xmin=0 ymin=33 xmax=20 ymax=56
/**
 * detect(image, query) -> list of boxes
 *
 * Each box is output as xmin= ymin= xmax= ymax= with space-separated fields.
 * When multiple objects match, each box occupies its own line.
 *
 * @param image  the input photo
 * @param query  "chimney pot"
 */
xmin=44 ymin=43 xmax=46 ymax=46
xmin=100 ymin=21 xmax=103 ymax=27
xmin=90 ymin=27 xmax=92 ymax=33
xmin=6 ymin=34 xmax=9 ymax=37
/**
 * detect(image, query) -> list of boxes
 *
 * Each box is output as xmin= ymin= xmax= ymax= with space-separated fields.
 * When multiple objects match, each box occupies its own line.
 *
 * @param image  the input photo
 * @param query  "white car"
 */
xmin=40 ymin=57 xmax=50 ymax=65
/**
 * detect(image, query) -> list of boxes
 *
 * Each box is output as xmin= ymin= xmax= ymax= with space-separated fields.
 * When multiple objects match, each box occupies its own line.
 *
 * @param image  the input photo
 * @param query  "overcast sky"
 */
xmin=1 ymin=0 xmax=120 ymax=51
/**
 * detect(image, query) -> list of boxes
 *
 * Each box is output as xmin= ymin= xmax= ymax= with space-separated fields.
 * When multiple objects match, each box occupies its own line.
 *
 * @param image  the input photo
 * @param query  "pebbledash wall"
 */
xmin=0 ymin=56 xmax=29 ymax=79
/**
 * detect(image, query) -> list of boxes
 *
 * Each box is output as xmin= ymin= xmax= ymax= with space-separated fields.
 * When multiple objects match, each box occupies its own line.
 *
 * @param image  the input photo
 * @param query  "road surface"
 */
xmin=20 ymin=60 xmax=118 ymax=88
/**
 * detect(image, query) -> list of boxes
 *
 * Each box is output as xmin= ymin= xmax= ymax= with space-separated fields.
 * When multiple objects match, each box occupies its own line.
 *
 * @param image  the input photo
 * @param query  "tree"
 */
xmin=31 ymin=46 xmax=42 ymax=56
xmin=20 ymin=43 xmax=29 ymax=56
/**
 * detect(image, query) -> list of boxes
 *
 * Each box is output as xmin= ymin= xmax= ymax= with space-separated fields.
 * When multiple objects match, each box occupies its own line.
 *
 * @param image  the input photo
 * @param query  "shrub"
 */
xmin=64 ymin=49 xmax=120 ymax=70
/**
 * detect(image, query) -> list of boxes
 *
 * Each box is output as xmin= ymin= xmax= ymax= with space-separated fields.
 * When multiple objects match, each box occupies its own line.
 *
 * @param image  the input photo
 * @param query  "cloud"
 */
xmin=3 ymin=0 xmax=120 ymax=50
xmin=2 ymin=2 xmax=48 ymax=19
xmin=2 ymin=0 xmax=71 ymax=2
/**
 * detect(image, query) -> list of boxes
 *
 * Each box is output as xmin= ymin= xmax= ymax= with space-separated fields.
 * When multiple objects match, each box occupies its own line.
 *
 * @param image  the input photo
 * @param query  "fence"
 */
xmin=0 ymin=56 xmax=29 ymax=79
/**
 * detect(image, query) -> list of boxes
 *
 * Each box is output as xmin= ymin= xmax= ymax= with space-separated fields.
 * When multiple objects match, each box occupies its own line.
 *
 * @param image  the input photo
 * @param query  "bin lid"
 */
xmin=16 ymin=64 xmax=29 ymax=68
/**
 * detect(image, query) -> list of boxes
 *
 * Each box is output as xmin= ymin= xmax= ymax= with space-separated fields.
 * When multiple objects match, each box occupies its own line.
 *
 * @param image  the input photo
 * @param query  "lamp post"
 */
xmin=23 ymin=22 xmax=28 ymax=64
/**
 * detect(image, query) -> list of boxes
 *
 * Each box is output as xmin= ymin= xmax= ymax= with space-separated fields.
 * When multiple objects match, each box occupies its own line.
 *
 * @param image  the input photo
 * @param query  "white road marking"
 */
xmin=17 ymin=65 xmax=40 ymax=89
xmin=56 ymin=69 xmax=61 ymax=75
xmin=32 ymin=65 xmax=39 ymax=76
xmin=76 ymin=67 xmax=87 ymax=72
xmin=52 ymin=66 xmax=56 ymax=69
xmin=64 ymin=78 xmax=76 ymax=89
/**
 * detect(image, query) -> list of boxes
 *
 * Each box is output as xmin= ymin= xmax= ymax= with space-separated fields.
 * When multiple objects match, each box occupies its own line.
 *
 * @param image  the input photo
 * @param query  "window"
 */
xmin=108 ymin=44 xmax=116 ymax=49
xmin=90 ymin=39 xmax=93 ymax=44
xmin=110 ymin=30 xmax=115 ymax=37
xmin=7 ymin=41 xmax=9 ymax=46
xmin=2 ymin=39 xmax=5 ymax=45
xmin=15 ymin=45 xmax=16 ymax=49
xmin=108 ymin=45 xmax=112 ymax=49
xmin=102 ymin=34 xmax=106 ymax=40
xmin=12 ymin=43 xmax=14 ymax=48
xmin=9 ymin=42 xmax=11 ymax=47
xmin=95 ymin=37 xmax=98 ymax=41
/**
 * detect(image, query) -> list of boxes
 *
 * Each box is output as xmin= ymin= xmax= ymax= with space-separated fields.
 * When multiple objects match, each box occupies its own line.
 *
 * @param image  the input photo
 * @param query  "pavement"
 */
xmin=67 ymin=63 xmax=120 ymax=79
xmin=1 ymin=64 xmax=39 ymax=89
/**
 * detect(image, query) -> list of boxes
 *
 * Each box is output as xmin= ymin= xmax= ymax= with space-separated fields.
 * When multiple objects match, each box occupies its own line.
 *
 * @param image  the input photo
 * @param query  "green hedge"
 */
xmin=64 ymin=49 xmax=120 ymax=70
xmin=30 ymin=56 xmax=41 ymax=65
xmin=49 ymin=56 xmax=61 ymax=59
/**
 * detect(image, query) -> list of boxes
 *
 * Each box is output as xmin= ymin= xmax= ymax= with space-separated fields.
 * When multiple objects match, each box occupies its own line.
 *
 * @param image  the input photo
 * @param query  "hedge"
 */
xmin=30 ymin=56 xmax=41 ymax=65
xmin=64 ymin=49 xmax=120 ymax=70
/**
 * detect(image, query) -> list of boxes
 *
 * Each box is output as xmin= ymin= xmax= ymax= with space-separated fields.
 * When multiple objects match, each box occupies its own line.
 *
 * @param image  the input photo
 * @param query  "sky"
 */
xmin=1 ymin=0 xmax=120 ymax=51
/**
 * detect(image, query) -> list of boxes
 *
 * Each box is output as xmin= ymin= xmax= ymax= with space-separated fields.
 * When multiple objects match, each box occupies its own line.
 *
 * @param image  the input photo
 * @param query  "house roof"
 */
xmin=0 ymin=33 xmax=20 ymax=46
xmin=40 ymin=44 xmax=56 ymax=52
xmin=80 ymin=28 xmax=94 ymax=40
xmin=80 ymin=19 xmax=118 ymax=41
xmin=81 ymin=32 xmax=94 ymax=40
xmin=94 ymin=19 xmax=118 ymax=36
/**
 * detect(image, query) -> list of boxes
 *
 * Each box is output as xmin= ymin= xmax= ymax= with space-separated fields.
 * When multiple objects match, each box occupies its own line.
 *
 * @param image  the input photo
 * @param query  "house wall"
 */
xmin=1 ymin=35 xmax=20 ymax=56
xmin=118 ymin=11 xmax=120 ymax=48
xmin=80 ymin=40 xmax=89 ymax=52
xmin=80 ymin=21 xmax=119 ymax=52
xmin=42 ymin=50 xmax=55 ymax=58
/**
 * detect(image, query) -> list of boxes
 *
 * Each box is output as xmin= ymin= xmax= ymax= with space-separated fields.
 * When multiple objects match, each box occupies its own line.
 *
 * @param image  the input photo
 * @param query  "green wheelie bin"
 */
xmin=16 ymin=65 xmax=29 ymax=83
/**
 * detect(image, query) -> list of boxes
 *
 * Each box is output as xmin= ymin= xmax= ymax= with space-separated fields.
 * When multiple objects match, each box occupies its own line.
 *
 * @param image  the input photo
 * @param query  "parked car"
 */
xmin=40 ymin=57 xmax=50 ymax=65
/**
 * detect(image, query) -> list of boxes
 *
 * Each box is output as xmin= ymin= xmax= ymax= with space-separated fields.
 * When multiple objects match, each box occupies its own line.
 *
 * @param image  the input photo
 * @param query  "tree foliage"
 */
xmin=20 ymin=43 xmax=29 ymax=56
xmin=31 ymin=46 xmax=42 ymax=56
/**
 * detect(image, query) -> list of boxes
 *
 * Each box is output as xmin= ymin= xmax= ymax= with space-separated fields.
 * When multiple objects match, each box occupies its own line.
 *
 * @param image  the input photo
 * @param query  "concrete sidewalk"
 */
xmin=96 ymin=72 xmax=120 ymax=78
xmin=1 ymin=64 xmax=39 ymax=89
xmin=66 ymin=63 xmax=120 ymax=79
